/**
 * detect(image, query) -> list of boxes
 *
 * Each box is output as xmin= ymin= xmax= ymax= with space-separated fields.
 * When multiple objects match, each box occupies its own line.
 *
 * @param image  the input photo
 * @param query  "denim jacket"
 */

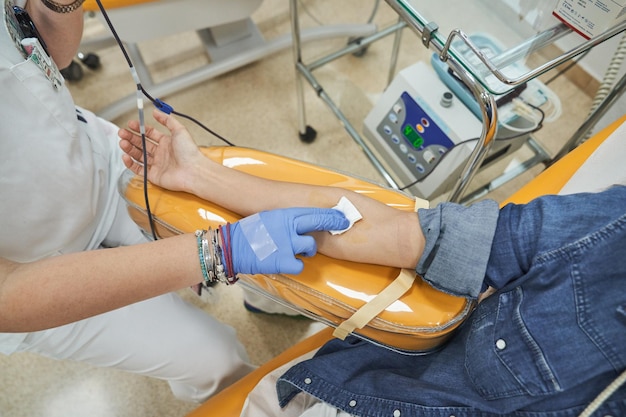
xmin=277 ymin=185 xmax=626 ymax=416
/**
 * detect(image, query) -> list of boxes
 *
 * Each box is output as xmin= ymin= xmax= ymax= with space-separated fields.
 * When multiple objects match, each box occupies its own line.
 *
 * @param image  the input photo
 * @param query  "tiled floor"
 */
xmin=1 ymin=1 xmax=613 ymax=416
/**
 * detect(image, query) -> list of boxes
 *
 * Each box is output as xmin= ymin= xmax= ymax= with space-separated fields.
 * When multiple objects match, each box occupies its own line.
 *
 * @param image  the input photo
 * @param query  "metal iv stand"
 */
xmin=289 ymin=0 xmax=408 ymax=190
xmin=289 ymin=0 xmax=498 ymax=203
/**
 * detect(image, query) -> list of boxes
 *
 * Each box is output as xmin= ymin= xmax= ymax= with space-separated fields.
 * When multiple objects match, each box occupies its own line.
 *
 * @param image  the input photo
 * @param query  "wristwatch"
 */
xmin=40 ymin=0 xmax=85 ymax=13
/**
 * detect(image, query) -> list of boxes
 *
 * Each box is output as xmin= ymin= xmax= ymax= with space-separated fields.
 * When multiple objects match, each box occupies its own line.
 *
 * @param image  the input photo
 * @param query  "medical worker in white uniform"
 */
xmin=0 ymin=0 xmax=255 ymax=402
xmin=0 ymin=0 xmax=355 ymax=403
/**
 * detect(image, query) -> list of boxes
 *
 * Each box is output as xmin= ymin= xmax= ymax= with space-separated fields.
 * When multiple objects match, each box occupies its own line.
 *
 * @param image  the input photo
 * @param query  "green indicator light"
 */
xmin=403 ymin=125 xmax=424 ymax=149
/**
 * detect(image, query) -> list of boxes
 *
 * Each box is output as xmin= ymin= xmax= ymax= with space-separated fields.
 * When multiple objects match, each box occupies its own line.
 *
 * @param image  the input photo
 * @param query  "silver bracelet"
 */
xmin=40 ymin=0 xmax=85 ymax=13
xmin=212 ymin=228 xmax=228 ymax=284
xmin=195 ymin=230 xmax=211 ymax=286
xmin=196 ymin=228 xmax=237 ymax=287
xmin=200 ymin=233 xmax=215 ymax=283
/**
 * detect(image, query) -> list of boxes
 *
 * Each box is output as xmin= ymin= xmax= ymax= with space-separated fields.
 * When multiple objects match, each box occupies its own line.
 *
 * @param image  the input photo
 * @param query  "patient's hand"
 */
xmin=118 ymin=109 xmax=206 ymax=192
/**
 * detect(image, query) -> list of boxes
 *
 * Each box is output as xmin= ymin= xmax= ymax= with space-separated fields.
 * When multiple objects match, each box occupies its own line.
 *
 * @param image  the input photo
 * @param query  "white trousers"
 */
xmin=240 ymin=348 xmax=354 ymax=417
xmin=16 ymin=292 xmax=256 ymax=403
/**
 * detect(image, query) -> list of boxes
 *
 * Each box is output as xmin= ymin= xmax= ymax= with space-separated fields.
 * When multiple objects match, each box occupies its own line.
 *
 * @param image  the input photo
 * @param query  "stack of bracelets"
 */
xmin=195 ymin=225 xmax=238 ymax=286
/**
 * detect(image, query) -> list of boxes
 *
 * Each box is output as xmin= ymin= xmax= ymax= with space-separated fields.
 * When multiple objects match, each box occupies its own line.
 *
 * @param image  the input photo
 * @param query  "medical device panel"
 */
xmin=363 ymin=61 xmax=482 ymax=199
xmin=363 ymin=33 xmax=559 ymax=200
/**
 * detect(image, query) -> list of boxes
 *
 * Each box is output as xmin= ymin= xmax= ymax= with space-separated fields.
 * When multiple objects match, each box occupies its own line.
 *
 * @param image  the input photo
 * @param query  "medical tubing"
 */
xmin=583 ymin=32 xmax=626 ymax=140
xmin=589 ymin=32 xmax=626 ymax=114
xmin=499 ymin=98 xmax=542 ymax=133
xmin=129 ymin=66 xmax=158 ymax=240
xmin=93 ymin=0 xmax=240 ymax=240
xmin=137 ymin=83 xmax=157 ymax=240
xmin=93 ymin=0 xmax=158 ymax=240
xmin=170 ymin=110 xmax=236 ymax=146
xmin=93 ymin=0 xmax=235 ymax=146
xmin=93 ymin=0 xmax=131 ymax=68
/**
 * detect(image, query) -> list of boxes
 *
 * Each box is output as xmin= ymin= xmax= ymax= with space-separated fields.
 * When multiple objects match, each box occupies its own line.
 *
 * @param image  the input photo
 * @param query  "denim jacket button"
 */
xmin=393 ymin=410 xmax=401 ymax=417
xmin=349 ymin=400 xmax=357 ymax=407
xmin=304 ymin=377 xmax=312 ymax=385
xmin=496 ymin=339 xmax=507 ymax=350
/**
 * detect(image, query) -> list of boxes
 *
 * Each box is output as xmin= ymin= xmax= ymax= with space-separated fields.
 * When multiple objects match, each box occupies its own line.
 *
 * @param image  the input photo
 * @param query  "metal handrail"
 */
xmin=440 ymin=21 xmax=626 ymax=88
xmin=384 ymin=0 xmax=498 ymax=202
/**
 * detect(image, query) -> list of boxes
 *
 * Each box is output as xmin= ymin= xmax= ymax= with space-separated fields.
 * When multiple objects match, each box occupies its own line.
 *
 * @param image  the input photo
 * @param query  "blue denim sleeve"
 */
xmin=416 ymin=199 xmax=499 ymax=298
xmin=484 ymin=185 xmax=626 ymax=290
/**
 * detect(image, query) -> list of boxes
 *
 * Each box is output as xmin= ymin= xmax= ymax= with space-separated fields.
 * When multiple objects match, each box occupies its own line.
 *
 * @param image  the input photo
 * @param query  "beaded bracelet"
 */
xmin=195 ymin=228 xmax=238 ymax=287
xmin=195 ymin=230 xmax=211 ymax=286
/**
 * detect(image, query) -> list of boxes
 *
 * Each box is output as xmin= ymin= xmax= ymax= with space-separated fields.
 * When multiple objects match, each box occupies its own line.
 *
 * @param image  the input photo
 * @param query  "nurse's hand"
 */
xmin=224 ymin=207 xmax=349 ymax=275
xmin=119 ymin=109 xmax=204 ymax=192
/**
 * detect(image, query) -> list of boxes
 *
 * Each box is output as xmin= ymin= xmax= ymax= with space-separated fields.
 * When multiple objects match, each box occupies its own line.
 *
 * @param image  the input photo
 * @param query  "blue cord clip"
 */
xmin=154 ymin=99 xmax=173 ymax=114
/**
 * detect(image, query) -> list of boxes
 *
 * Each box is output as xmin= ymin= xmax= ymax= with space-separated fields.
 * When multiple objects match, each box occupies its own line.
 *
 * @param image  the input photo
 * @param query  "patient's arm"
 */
xmin=119 ymin=110 xmax=423 ymax=269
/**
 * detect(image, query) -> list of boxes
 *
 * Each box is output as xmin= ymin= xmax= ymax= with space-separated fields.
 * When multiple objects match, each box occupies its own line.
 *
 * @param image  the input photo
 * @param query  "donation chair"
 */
xmin=183 ymin=114 xmax=626 ymax=417
xmin=78 ymin=0 xmax=379 ymax=120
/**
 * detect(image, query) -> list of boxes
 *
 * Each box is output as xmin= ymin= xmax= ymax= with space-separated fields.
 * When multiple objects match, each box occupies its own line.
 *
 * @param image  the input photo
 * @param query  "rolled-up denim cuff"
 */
xmin=416 ymin=200 xmax=499 ymax=298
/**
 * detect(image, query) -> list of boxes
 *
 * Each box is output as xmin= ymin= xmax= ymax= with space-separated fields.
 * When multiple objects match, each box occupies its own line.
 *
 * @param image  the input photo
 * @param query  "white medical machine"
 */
xmin=363 ymin=33 xmax=559 ymax=200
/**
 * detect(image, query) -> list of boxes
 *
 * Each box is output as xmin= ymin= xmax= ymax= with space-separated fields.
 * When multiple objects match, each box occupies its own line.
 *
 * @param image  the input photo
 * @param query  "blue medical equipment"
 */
xmin=363 ymin=33 xmax=558 ymax=200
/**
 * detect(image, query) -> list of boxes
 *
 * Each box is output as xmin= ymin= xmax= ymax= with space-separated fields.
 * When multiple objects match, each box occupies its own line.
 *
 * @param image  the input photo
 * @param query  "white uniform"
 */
xmin=0 ymin=0 xmax=254 ymax=402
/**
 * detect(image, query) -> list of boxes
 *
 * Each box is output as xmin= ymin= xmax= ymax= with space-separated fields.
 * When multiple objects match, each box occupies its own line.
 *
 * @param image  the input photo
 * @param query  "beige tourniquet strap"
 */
xmin=414 ymin=196 xmax=429 ymax=210
xmin=333 ymin=268 xmax=417 ymax=340
xmin=332 ymin=197 xmax=428 ymax=340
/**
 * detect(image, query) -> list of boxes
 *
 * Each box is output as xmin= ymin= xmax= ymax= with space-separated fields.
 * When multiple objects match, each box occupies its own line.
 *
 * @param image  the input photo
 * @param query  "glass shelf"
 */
xmin=389 ymin=0 xmax=626 ymax=94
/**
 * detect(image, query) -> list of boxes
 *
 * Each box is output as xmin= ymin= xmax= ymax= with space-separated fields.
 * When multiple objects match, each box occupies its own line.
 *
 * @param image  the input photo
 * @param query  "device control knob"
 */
xmin=440 ymin=91 xmax=454 ymax=108
xmin=423 ymin=149 xmax=436 ymax=164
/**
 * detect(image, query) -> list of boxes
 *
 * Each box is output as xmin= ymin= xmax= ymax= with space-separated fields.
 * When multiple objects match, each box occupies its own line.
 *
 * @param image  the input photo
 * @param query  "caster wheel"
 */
xmin=78 ymin=52 xmax=100 ymax=70
xmin=348 ymin=37 xmax=369 ymax=57
xmin=299 ymin=125 xmax=317 ymax=144
xmin=61 ymin=60 xmax=83 ymax=82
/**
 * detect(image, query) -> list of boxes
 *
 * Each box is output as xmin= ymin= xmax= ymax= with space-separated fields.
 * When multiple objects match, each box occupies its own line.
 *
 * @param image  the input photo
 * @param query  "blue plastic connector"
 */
xmin=154 ymin=99 xmax=173 ymax=114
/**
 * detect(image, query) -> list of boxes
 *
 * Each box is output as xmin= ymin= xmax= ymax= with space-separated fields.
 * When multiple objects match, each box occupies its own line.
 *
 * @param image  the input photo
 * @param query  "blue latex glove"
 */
xmin=223 ymin=207 xmax=349 ymax=275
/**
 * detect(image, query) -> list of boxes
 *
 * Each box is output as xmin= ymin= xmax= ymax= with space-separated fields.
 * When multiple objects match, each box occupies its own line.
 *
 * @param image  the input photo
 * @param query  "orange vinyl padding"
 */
xmin=186 ymin=115 xmax=626 ymax=417
xmin=122 ymin=146 xmax=472 ymax=353
xmin=82 ymin=0 xmax=156 ymax=12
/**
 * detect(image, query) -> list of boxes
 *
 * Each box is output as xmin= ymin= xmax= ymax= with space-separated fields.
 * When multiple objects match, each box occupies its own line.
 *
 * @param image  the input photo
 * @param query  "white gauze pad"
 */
xmin=330 ymin=196 xmax=363 ymax=235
